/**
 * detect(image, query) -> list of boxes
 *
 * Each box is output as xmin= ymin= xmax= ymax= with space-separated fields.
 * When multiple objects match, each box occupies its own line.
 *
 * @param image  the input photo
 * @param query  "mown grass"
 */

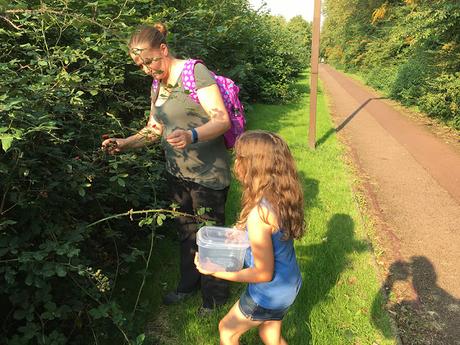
xmin=113 ymin=73 xmax=396 ymax=345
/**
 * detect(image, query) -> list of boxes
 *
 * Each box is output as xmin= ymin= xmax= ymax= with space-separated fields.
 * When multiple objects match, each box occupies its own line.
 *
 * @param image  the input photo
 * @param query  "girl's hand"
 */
xmin=101 ymin=138 xmax=126 ymax=154
xmin=166 ymin=129 xmax=192 ymax=149
xmin=194 ymin=253 xmax=225 ymax=275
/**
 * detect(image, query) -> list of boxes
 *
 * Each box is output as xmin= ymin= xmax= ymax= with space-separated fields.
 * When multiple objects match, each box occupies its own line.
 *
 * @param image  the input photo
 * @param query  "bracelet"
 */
xmin=191 ymin=128 xmax=198 ymax=144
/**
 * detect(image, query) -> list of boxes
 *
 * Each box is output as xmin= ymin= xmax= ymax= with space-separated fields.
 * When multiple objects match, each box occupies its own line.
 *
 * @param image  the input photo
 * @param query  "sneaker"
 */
xmin=197 ymin=306 xmax=214 ymax=317
xmin=162 ymin=290 xmax=195 ymax=305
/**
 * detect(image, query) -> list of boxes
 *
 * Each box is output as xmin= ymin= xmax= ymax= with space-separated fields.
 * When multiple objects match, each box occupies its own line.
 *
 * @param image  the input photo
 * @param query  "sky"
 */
xmin=248 ymin=0 xmax=316 ymax=22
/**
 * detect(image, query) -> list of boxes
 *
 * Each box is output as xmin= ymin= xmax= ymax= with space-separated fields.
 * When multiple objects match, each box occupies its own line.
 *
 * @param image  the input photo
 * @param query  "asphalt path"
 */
xmin=319 ymin=64 xmax=460 ymax=344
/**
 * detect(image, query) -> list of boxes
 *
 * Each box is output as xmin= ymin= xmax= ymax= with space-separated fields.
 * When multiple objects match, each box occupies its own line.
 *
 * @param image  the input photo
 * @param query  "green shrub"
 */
xmin=419 ymin=73 xmax=460 ymax=128
xmin=0 ymin=1 xmax=312 ymax=343
xmin=0 ymin=1 xmax=168 ymax=344
xmin=364 ymin=65 xmax=398 ymax=94
xmin=390 ymin=56 xmax=433 ymax=105
xmin=321 ymin=0 xmax=460 ymax=128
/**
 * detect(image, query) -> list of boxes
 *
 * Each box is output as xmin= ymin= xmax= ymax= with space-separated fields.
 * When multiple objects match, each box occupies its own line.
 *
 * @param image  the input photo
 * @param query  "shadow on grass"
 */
xmin=298 ymin=172 xmax=321 ymax=212
xmin=287 ymin=213 xmax=369 ymax=344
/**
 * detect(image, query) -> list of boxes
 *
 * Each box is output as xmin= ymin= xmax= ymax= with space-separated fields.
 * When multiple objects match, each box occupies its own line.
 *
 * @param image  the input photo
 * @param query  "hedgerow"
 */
xmin=0 ymin=1 xmax=311 ymax=343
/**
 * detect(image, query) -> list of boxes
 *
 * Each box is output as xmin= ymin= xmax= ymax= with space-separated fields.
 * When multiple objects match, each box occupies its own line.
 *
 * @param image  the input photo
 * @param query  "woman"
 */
xmin=102 ymin=23 xmax=231 ymax=312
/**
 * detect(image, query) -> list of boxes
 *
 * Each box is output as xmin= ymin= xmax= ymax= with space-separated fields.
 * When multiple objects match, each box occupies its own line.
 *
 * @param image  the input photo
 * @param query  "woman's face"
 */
xmin=130 ymin=43 xmax=167 ymax=80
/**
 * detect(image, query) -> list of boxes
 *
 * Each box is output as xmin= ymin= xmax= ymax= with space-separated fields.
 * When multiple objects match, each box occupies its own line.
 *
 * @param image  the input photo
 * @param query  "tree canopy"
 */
xmin=322 ymin=0 xmax=460 ymax=128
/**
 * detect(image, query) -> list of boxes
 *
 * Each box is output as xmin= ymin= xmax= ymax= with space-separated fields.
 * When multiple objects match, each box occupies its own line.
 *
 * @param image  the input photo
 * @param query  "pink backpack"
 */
xmin=152 ymin=59 xmax=245 ymax=149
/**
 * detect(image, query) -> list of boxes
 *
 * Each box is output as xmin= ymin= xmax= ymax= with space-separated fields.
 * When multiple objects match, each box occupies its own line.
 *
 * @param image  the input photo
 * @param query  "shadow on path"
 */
xmin=317 ymin=97 xmax=385 ymax=147
xmin=371 ymin=256 xmax=460 ymax=345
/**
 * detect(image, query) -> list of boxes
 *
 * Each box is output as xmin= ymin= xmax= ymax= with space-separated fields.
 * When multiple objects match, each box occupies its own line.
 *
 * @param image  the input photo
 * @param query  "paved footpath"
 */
xmin=319 ymin=64 xmax=460 ymax=343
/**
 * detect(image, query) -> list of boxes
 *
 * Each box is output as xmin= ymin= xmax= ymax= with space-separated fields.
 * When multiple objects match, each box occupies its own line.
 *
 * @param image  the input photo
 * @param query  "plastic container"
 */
xmin=196 ymin=226 xmax=250 ymax=272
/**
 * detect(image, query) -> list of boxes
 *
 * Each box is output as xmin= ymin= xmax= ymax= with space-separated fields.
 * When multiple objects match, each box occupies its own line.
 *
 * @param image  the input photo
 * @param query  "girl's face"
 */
xmin=130 ymin=43 xmax=168 ymax=80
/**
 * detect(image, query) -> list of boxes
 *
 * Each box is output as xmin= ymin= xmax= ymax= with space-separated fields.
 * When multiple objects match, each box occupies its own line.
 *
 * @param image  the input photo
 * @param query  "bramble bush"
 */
xmin=0 ymin=2 xmax=169 ymax=343
xmin=0 ymin=0 xmax=311 ymax=344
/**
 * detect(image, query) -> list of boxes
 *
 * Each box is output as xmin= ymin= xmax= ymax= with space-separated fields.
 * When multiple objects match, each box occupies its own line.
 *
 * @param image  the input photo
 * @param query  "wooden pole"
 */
xmin=309 ymin=0 xmax=321 ymax=149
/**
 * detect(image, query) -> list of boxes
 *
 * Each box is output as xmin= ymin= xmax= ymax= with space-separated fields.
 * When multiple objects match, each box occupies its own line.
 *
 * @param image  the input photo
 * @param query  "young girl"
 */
xmin=195 ymin=130 xmax=305 ymax=345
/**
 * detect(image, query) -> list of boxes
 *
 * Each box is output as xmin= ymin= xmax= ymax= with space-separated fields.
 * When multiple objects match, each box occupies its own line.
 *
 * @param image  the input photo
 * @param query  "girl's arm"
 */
xmin=195 ymin=205 xmax=275 ymax=283
xmin=166 ymin=84 xmax=231 ymax=149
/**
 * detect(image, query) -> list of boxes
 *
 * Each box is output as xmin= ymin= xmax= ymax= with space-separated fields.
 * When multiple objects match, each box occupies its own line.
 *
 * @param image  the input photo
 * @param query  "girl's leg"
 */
xmin=258 ymin=320 xmax=287 ymax=345
xmin=219 ymin=301 xmax=262 ymax=345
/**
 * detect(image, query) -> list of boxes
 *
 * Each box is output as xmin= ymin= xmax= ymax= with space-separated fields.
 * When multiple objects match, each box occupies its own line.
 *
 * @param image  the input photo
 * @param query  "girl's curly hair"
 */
xmin=234 ymin=130 xmax=305 ymax=239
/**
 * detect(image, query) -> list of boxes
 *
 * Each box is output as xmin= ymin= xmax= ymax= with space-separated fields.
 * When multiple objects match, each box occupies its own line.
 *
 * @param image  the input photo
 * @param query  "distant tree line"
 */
xmin=322 ymin=0 xmax=460 ymax=129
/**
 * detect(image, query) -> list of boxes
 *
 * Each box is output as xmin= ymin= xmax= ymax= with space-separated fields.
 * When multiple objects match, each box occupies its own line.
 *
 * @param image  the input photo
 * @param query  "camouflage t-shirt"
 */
xmin=152 ymin=62 xmax=230 ymax=190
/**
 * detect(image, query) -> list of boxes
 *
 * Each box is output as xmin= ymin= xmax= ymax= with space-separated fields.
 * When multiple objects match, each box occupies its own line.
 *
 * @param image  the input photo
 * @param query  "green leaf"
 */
xmin=41 ymin=311 xmax=55 ymax=320
xmin=84 ymin=1 xmax=99 ymax=8
xmin=13 ymin=309 xmax=26 ymax=320
xmin=89 ymin=304 xmax=110 ymax=319
xmin=156 ymin=216 xmax=163 ymax=226
xmin=135 ymin=334 xmax=145 ymax=345
xmin=0 ymin=136 xmax=13 ymax=151
xmin=0 ymin=219 xmax=17 ymax=230
xmin=55 ymin=265 xmax=67 ymax=277
xmin=25 ymin=273 xmax=34 ymax=286
xmin=44 ymin=301 xmax=57 ymax=312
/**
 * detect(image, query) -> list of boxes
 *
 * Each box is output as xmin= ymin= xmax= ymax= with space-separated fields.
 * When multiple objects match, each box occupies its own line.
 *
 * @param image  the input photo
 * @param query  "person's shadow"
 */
xmin=371 ymin=256 xmax=460 ymax=345
xmin=287 ymin=213 xmax=369 ymax=344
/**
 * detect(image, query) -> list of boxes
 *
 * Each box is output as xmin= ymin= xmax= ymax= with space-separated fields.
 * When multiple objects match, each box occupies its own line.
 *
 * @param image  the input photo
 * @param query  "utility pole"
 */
xmin=309 ymin=0 xmax=321 ymax=149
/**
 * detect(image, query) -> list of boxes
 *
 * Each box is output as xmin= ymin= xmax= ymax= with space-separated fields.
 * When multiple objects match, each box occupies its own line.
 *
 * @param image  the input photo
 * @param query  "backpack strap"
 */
xmin=151 ymin=58 xmax=202 ymax=101
xmin=181 ymin=59 xmax=204 ymax=104
xmin=151 ymin=78 xmax=160 ymax=102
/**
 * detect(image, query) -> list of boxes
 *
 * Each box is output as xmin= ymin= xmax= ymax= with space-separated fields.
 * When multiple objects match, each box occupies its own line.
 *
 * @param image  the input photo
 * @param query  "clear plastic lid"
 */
xmin=197 ymin=226 xmax=249 ymax=249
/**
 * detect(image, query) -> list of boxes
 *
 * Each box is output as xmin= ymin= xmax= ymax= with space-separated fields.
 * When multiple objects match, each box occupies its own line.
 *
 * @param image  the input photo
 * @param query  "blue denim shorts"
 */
xmin=238 ymin=289 xmax=289 ymax=321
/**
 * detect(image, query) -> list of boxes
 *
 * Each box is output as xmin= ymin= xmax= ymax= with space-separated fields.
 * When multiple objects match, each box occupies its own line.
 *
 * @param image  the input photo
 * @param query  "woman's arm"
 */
xmin=166 ymin=84 xmax=231 ymax=149
xmin=194 ymin=84 xmax=231 ymax=140
xmin=195 ymin=205 xmax=275 ymax=283
xmin=102 ymin=114 xmax=163 ymax=154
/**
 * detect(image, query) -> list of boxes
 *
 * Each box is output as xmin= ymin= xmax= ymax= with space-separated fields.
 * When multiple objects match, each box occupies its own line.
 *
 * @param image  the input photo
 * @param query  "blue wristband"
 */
xmin=191 ymin=128 xmax=198 ymax=144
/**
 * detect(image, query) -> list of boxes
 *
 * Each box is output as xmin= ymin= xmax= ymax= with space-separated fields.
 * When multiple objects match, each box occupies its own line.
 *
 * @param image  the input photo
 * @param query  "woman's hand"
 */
xmin=101 ymin=138 xmax=126 ymax=154
xmin=166 ymin=129 xmax=192 ymax=149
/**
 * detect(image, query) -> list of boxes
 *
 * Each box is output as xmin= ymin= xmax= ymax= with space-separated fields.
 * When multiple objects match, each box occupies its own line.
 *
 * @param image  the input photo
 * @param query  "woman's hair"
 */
xmin=234 ymin=130 xmax=305 ymax=240
xmin=128 ymin=23 xmax=168 ymax=50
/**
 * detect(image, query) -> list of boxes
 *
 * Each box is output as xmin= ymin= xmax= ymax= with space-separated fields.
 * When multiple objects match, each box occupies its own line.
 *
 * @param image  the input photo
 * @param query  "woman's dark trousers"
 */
xmin=167 ymin=174 xmax=229 ymax=308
